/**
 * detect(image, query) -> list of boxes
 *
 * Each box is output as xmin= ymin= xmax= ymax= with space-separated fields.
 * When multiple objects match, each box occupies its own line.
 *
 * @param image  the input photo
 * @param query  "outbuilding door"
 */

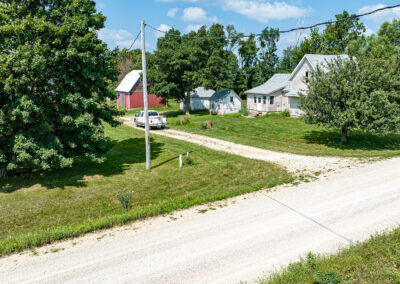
xmin=120 ymin=94 xmax=126 ymax=108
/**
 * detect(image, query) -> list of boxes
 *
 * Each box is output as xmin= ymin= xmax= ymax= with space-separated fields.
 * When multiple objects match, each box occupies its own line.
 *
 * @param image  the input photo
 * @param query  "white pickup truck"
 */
xmin=134 ymin=111 xmax=167 ymax=129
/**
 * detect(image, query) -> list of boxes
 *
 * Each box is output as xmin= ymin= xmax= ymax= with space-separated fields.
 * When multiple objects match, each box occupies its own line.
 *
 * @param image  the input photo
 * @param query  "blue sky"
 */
xmin=96 ymin=0 xmax=400 ymax=55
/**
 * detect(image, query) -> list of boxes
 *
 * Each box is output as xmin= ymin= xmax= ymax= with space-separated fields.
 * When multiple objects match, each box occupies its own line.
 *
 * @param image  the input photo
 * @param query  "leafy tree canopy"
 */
xmin=301 ymin=56 xmax=400 ymax=142
xmin=0 ymin=0 xmax=119 ymax=176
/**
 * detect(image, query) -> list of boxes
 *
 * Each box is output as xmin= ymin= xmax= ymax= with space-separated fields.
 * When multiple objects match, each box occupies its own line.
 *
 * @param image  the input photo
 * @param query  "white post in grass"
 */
xmin=179 ymin=155 xmax=183 ymax=168
xmin=141 ymin=20 xmax=151 ymax=170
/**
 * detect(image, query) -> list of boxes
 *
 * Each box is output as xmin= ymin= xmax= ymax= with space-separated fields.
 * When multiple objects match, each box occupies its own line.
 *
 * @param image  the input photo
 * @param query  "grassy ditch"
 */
xmin=261 ymin=227 xmax=400 ymax=284
xmin=0 ymin=124 xmax=292 ymax=255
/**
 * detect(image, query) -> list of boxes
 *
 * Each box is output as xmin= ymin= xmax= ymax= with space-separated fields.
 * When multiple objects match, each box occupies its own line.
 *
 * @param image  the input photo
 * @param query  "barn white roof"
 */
xmin=115 ymin=70 xmax=142 ymax=93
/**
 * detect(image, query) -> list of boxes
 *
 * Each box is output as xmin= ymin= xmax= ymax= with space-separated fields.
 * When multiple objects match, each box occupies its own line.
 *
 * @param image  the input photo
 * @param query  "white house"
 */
xmin=180 ymin=87 xmax=241 ymax=115
xmin=245 ymin=54 xmax=350 ymax=116
xmin=180 ymin=87 xmax=215 ymax=111
xmin=209 ymin=89 xmax=241 ymax=115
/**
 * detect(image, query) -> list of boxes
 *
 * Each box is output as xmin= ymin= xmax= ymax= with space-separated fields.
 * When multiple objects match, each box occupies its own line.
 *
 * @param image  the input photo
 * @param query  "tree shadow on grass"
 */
xmin=303 ymin=129 xmax=400 ymax=151
xmin=163 ymin=110 xmax=210 ymax=118
xmin=0 ymin=138 xmax=164 ymax=193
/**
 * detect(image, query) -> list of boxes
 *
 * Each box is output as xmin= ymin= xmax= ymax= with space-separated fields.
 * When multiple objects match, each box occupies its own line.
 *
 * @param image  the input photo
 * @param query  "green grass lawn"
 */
xmin=164 ymin=111 xmax=400 ymax=158
xmin=261 ymin=227 xmax=400 ymax=284
xmin=0 ymin=124 xmax=291 ymax=255
xmin=122 ymin=100 xmax=181 ymax=116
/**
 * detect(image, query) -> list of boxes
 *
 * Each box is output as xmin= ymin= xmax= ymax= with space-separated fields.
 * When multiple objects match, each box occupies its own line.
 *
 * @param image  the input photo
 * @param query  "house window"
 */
xmin=230 ymin=96 xmax=234 ymax=103
xmin=254 ymin=96 xmax=257 ymax=104
xmin=263 ymin=96 xmax=267 ymax=104
xmin=258 ymin=97 xmax=262 ymax=104
xmin=270 ymin=96 xmax=274 ymax=105
xmin=305 ymin=71 xmax=309 ymax=78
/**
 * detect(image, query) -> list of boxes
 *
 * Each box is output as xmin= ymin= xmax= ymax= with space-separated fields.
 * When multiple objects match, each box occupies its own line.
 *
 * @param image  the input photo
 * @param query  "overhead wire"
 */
xmin=128 ymin=31 xmax=141 ymax=50
xmin=146 ymin=4 xmax=400 ymax=40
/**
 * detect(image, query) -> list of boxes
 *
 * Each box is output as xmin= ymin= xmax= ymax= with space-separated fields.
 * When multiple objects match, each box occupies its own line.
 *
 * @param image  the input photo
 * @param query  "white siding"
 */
xmin=247 ymin=91 xmax=287 ymax=113
xmin=212 ymin=95 xmax=241 ymax=115
xmin=288 ymin=60 xmax=312 ymax=95
xmin=180 ymin=98 xmax=210 ymax=111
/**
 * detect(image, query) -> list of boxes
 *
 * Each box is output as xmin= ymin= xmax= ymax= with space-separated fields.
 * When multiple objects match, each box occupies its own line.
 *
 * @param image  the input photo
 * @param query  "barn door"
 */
xmin=120 ymin=94 xmax=126 ymax=108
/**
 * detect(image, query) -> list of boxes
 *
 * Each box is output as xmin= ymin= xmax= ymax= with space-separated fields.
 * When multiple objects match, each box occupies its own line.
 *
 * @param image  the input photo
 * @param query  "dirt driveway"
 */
xmin=121 ymin=118 xmax=363 ymax=174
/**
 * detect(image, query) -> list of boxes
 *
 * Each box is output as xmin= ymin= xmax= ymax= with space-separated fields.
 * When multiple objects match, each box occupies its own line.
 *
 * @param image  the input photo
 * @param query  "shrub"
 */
xmin=281 ymin=109 xmax=291 ymax=117
xmin=116 ymin=189 xmax=133 ymax=211
xmin=185 ymin=156 xmax=194 ymax=165
xmin=179 ymin=116 xmax=191 ymax=125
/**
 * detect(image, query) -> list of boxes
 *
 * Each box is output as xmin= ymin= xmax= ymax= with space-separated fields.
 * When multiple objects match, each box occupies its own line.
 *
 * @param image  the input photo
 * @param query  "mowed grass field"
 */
xmin=0 ymin=124 xmax=291 ymax=255
xmin=164 ymin=111 xmax=400 ymax=158
xmin=261 ymin=227 xmax=400 ymax=284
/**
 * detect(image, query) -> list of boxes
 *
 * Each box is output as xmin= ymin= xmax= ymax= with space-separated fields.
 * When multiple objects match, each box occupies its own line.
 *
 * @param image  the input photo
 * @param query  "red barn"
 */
xmin=115 ymin=70 xmax=166 ymax=109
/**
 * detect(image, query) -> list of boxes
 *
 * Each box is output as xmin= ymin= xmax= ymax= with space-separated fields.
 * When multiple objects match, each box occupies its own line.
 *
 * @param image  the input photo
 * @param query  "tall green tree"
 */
xmin=238 ymin=34 xmax=258 ymax=92
xmin=292 ymin=11 xmax=366 ymax=66
xmin=301 ymin=56 xmax=400 ymax=142
xmin=255 ymin=27 xmax=280 ymax=85
xmin=0 ymin=0 xmax=119 ymax=177
xmin=150 ymin=24 xmax=241 ymax=113
xmin=279 ymin=46 xmax=297 ymax=73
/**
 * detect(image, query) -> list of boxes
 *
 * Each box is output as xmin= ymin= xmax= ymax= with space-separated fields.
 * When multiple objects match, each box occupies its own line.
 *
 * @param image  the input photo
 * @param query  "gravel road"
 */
xmin=1 ymin=157 xmax=400 ymax=284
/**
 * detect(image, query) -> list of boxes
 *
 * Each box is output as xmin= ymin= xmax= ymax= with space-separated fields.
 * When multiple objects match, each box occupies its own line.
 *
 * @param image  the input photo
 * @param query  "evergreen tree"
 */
xmin=0 ymin=0 xmax=119 ymax=177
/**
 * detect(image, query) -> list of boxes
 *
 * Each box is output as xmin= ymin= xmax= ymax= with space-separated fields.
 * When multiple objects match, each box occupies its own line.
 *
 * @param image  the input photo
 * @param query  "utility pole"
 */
xmin=141 ymin=20 xmax=151 ymax=170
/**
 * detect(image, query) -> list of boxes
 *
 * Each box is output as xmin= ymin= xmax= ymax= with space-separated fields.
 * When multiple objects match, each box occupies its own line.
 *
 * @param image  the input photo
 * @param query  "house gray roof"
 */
xmin=210 ymin=89 xmax=239 ymax=101
xmin=289 ymin=54 xmax=350 ymax=81
xmin=244 ymin=74 xmax=290 ymax=95
xmin=305 ymin=54 xmax=350 ymax=71
xmin=190 ymin=87 xmax=215 ymax=99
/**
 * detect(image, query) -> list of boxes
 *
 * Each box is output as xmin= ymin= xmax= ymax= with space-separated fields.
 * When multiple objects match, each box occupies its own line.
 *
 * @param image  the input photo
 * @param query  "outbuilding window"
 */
xmin=230 ymin=96 xmax=234 ymax=103
xmin=305 ymin=71 xmax=309 ymax=78
xmin=258 ymin=97 xmax=262 ymax=104
xmin=270 ymin=96 xmax=274 ymax=105
xmin=263 ymin=96 xmax=267 ymax=104
xmin=254 ymin=96 xmax=257 ymax=104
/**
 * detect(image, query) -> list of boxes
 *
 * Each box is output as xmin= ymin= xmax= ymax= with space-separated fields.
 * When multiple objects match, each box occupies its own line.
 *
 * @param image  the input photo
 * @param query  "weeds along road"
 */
xmin=1 ymin=157 xmax=400 ymax=283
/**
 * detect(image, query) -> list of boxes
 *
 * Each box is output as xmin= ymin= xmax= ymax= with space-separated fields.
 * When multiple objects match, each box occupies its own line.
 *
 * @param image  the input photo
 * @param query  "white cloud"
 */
xmin=98 ymin=28 xmax=141 ymax=49
xmin=154 ymin=24 xmax=172 ymax=38
xmin=185 ymin=24 xmax=203 ymax=32
xmin=182 ymin=7 xmax=218 ymax=22
xmin=219 ymin=0 xmax=312 ymax=23
xmin=96 ymin=2 xmax=106 ymax=9
xmin=167 ymin=8 xmax=179 ymax=17
xmin=357 ymin=4 xmax=400 ymax=23
xmin=364 ymin=26 xmax=375 ymax=37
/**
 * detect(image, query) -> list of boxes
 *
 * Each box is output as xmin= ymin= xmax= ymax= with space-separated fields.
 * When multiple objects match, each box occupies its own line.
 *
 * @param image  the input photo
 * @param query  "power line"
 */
xmin=146 ymin=4 xmax=400 ymax=40
xmin=128 ymin=31 xmax=141 ymax=50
